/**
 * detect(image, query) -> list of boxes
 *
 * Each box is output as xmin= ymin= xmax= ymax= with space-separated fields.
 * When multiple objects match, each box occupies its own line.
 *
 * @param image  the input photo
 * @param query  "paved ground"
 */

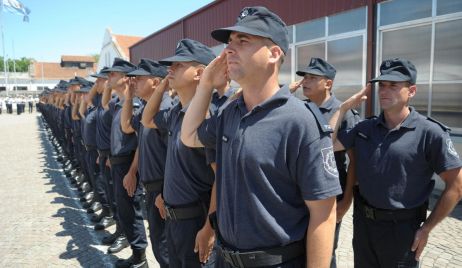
xmin=0 ymin=112 xmax=461 ymax=267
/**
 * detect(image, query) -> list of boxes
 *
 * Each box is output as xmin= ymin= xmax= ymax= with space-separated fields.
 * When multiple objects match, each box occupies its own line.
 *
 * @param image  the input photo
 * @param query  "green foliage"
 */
xmin=0 ymin=57 xmax=33 ymax=72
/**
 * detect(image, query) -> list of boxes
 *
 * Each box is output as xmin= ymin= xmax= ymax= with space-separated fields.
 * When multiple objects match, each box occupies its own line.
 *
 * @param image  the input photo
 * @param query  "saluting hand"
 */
xmin=199 ymin=50 xmax=228 ymax=89
xmin=340 ymin=83 xmax=371 ymax=112
xmin=156 ymin=78 xmax=170 ymax=93
xmin=289 ymin=79 xmax=303 ymax=93
xmin=125 ymin=78 xmax=136 ymax=99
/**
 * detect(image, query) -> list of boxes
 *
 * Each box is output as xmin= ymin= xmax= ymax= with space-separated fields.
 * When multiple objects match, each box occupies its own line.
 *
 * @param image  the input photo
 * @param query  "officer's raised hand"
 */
xmin=199 ymin=50 xmax=227 ymax=90
xmin=340 ymin=83 xmax=371 ymax=112
xmin=289 ymin=78 xmax=303 ymax=93
xmin=124 ymin=77 xmax=136 ymax=100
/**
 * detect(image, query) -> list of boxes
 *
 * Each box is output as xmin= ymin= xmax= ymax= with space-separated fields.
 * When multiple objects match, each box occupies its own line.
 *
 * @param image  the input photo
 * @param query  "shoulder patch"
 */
xmin=446 ymin=138 xmax=459 ymax=158
xmin=427 ymin=117 xmax=451 ymax=132
xmin=305 ymin=101 xmax=333 ymax=134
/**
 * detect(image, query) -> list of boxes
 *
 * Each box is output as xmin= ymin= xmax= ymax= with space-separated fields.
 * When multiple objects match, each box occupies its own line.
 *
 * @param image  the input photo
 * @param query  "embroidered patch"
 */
xmin=385 ymin=60 xmax=391 ymax=68
xmin=239 ymin=9 xmax=249 ymax=19
xmin=321 ymin=146 xmax=338 ymax=177
xmin=446 ymin=138 xmax=459 ymax=158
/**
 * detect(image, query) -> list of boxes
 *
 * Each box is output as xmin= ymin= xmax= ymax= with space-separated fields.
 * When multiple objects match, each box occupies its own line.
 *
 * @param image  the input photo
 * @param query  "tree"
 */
xmin=0 ymin=57 xmax=33 ymax=72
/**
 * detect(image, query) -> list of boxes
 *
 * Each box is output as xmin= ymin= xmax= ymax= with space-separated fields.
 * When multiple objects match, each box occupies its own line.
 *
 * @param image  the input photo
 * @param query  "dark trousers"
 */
xmin=145 ymin=190 xmax=169 ymax=268
xmin=353 ymin=201 xmax=420 ymax=268
xmin=99 ymin=155 xmax=119 ymax=224
xmin=111 ymin=161 xmax=147 ymax=251
xmin=166 ymin=216 xmax=218 ymax=268
xmin=86 ymin=149 xmax=110 ymax=211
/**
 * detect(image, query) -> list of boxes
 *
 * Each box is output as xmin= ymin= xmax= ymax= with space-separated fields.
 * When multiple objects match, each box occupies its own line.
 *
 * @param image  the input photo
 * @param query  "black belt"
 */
xmin=208 ymin=212 xmax=305 ymax=267
xmin=164 ymin=202 xmax=206 ymax=221
xmin=354 ymin=187 xmax=427 ymax=222
xmin=98 ymin=149 xmax=111 ymax=157
xmin=219 ymin=240 xmax=304 ymax=268
xmin=109 ymin=153 xmax=135 ymax=166
xmin=143 ymin=180 xmax=164 ymax=192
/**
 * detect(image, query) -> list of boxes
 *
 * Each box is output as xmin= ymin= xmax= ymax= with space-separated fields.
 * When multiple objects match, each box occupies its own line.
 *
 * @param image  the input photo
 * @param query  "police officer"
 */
xmin=182 ymin=6 xmax=342 ymax=268
xmin=141 ymin=39 xmax=217 ymax=268
xmin=121 ymin=59 xmax=171 ymax=268
xmin=294 ymin=57 xmax=360 ymax=268
xmin=102 ymin=58 xmax=148 ymax=268
xmin=330 ymin=58 xmax=462 ymax=267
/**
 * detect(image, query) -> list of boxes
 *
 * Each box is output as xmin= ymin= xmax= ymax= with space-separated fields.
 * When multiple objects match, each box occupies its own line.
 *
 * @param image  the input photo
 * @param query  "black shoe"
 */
xmin=87 ymin=202 xmax=102 ymax=214
xmin=91 ymin=209 xmax=110 ymax=223
xmin=78 ymin=182 xmax=92 ymax=194
xmin=108 ymin=236 xmax=129 ymax=254
xmin=80 ymin=191 xmax=94 ymax=202
xmin=94 ymin=216 xmax=115 ymax=230
xmin=101 ymin=231 xmax=120 ymax=245
xmin=82 ymin=200 xmax=94 ymax=209
xmin=115 ymin=256 xmax=148 ymax=268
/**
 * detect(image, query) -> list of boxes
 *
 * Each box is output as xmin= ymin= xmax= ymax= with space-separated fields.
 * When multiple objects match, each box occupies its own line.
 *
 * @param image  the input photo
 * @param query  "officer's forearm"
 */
xmin=329 ymin=109 xmax=347 ymax=152
xmin=306 ymin=197 xmax=337 ymax=268
xmin=121 ymin=98 xmax=134 ymax=134
xmin=128 ymin=149 xmax=139 ymax=175
xmin=422 ymin=168 xmax=462 ymax=233
xmin=181 ymin=81 xmax=213 ymax=148
xmin=78 ymin=99 xmax=87 ymax=119
xmin=101 ymin=86 xmax=111 ymax=110
xmin=141 ymin=88 xmax=163 ymax=129
xmin=87 ymin=85 xmax=97 ymax=104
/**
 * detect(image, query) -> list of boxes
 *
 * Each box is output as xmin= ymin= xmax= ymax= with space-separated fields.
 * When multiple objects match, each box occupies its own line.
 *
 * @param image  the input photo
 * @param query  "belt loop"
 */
xmin=364 ymin=206 xmax=375 ymax=220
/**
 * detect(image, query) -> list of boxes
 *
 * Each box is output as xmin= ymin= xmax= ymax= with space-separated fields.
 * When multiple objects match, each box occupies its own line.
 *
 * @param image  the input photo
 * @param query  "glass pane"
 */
xmin=437 ymin=0 xmax=462 ymax=15
xmin=328 ymin=36 xmax=363 ymax=85
xmin=410 ymin=84 xmax=429 ymax=116
xmin=332 ymin=85 xmax=363 ymax=115
xmin=296 ymin=43 xmax=325 ymax=72
xmin=295 ymin=18 xmax=325 ymax=42
xmin=279 ymin=48 xmax=292 ymax=86
xmin=381 ymin=25 xmax=432 ymax=82
xmin=433 ymin=19 xmax=462 ymax=81
xmin=329 ymin=7 xmax=366 ymax=35
xmin=380 ymin=0 xmax=432 ymax=26
xmin=431 ymin=83 xmax=462 ymax=128
xmin=287 ymin=25 xmax=294 ymax=44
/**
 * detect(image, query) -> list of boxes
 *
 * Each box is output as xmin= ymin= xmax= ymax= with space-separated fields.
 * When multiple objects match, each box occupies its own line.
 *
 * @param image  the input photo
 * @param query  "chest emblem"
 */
xmin=446 ymin=138 xmax=459 ymax=158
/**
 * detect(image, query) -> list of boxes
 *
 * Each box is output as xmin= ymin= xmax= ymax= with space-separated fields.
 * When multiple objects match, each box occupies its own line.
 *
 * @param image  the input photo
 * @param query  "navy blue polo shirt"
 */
xmin=63 ymin=105 xmax=72 ymax=130
xmin=72 ymin=116 xmax=82 ymax=140
xmin=309 ymin=94 xmax=360 ymax=199
xmin=338 ymin=107 xmax=462 ymax=209
xmin=110 ymin=98 xmax=138 ymax=157
xmin=197 ymin=86 xmax=342 ymax=250
xmin=83 ymin=106 xmax=98 ymax=146
xmin=134 ymin=93 xmax=173 ymax=184
xmin=95 ymin=95 xmax=116 ymax=151
xmin=154 ymin=102 xmax=215 ymax=206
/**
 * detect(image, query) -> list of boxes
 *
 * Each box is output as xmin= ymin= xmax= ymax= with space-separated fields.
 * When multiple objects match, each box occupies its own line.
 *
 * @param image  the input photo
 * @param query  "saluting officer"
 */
xmin=120 ymin=59 xmax=171 ymax=268
xmin=102 ymin=58 xmax=148 ymax=268
xmin=182 ymin=6 xmax=342 ymax=268
xmin=330 ymin=58 xmax=462 ymax=267
xmin=141 ymin=39 xmax=217 ymax=268
xmin=294 ymin=57 xmax=360 ymax=268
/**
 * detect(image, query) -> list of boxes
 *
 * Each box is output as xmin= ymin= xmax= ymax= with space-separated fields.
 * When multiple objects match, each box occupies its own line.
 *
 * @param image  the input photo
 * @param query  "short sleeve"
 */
xmin=154 ymin=107 xmax=173 ymax=131
xmin=427 ymin=131 xmax=462 ymax=174
xmin=197 ymin=114 xmax=218 ymax=150
xmin=131 ymin=107 xmax=143 ymax=133
xmin=296 ymin=135 xmax=342 ymax=201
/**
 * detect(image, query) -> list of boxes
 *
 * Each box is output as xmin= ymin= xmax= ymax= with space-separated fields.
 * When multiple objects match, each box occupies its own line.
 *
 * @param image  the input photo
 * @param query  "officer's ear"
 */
xmin=408 ymin=84 xmax=417 ymax=98
xmin=267 ymin=45 xmax=283 ymax=66
xmin=325 ymin=79 xmax=333 ymax=91
xmin=194 ymin=65 xmax=205 ymax=81
xmin=152 ymin=77 xmax=161 ymax=87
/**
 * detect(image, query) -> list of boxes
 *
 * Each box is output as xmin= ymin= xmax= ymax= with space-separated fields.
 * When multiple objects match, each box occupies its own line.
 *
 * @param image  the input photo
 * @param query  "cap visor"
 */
xmin=296 ymin=69 xmax=328 ymax=78
xmin=211 ymin=25 xmax=272 ymax=43
xmin=91 ymin=73 xmax=108 ymax=79
xmin=159 ymin=55 xmax=196 ymax=66
xmin=127 ymin=69 xmax=151 ymax=76
xmin=369 ymin=74 xmax=410 ymax=83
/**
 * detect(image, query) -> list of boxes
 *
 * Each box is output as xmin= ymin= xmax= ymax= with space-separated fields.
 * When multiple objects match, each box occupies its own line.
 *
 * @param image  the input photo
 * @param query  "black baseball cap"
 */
xmin=91 ymin=67 xmax=110 ymax=79
xmin=74 ymin=82 xmax=94 ymax=93
xmin=159 ymin=38 xmax=215 ymax=66
xmin=296 ymin=58 xmax=336 ymax=80
xmin=211 ymin=6 xmax=289 ymax=54
xmin=370 ymin=58 xmax=417 ymax=85
xmin=106 ymin=58 xmax=137 ymax=74
xmin=69 ymin=76 xmax=91 ymax=86
xmin=128 ymin=59 xmax=168 ymax=78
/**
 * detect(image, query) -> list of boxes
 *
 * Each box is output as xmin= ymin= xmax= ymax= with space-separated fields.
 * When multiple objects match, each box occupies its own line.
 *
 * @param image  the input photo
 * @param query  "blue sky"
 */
xmin=1 ymin=0 xmax=214 ymax=61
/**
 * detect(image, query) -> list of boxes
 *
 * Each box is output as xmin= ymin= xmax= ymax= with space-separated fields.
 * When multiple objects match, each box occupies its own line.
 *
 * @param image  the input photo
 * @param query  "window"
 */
xmin=295 ymin=18 xmax=325 ymax=42
xmin=329 ymin=7 xmax=366 ymax=35
xmin=279 ymin=48 xmax=292 ymax=86
xmin=378 ymin=0 xmax=462 ymax=130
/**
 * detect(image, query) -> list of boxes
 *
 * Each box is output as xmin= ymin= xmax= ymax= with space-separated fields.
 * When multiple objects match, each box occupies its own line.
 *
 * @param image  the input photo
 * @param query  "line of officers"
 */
xmin=38 ymin=6 xmax=462 ymax=268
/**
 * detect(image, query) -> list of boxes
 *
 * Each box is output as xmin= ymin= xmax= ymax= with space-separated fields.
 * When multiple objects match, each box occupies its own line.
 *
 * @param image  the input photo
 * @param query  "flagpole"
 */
xmin=12 ymin=39 xmax=17 ymax=91
xmin=0 ymin=1 xmax=9 ymax=97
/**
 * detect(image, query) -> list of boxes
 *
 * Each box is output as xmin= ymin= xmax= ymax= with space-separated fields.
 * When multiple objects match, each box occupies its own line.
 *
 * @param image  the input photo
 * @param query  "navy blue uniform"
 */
xmin=132 ymin=95 xmax=172 ymax=268
xmin=338 ymin=107 xmax=462 ymax=267
xmin=154 ymin=102 xmax=216 ymax=268
xmin=109 ymin=98 xmax=147 ymax=252
xmin=198 ymin=86 xmax=342 ymax=267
